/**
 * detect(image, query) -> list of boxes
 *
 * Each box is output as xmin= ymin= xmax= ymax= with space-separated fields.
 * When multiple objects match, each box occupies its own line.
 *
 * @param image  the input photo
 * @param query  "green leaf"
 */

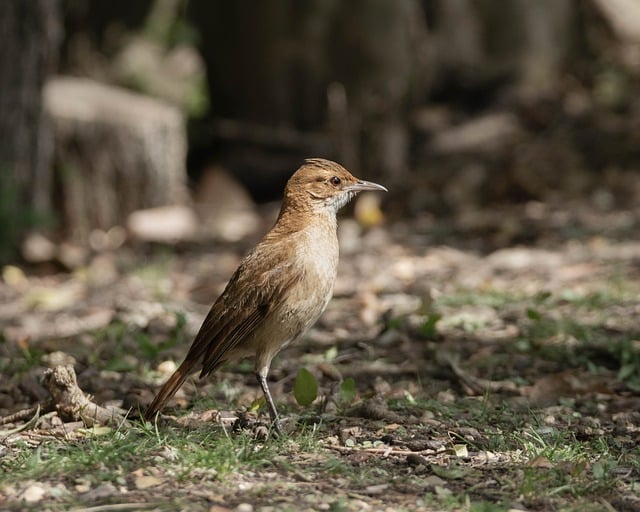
xmin=526 ymin=308 xmax=542 ymax=321
xmin=619 ymin=363 xmax=636 ymax=380
xmin=429 ymin=464 xmax=468 ymax=480
xmin=592 ymin=460 xmax=605 ymax=480
xmin=294 ymin=367 xmax=318 ymax=406
xmin=250 ymin=395 xmax=266 ymax=412
xmin=420 ymin=313 xmax=442 ymax=339
xmin=339 ymin=378 xmax=356 ymax=405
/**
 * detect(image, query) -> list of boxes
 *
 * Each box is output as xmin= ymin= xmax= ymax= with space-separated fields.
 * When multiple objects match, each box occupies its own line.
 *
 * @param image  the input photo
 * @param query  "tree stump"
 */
xmin=44 ymin=76 xmax=188 ymax=243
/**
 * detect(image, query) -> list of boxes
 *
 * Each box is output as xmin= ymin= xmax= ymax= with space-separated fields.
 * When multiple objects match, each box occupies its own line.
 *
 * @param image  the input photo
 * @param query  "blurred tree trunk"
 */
xmin=189 ymin=0 xmax=426 ymax=183
xmin=433 ymin=0 xmax=574 ymax=98
xmin=328 ymin=0 xmax=427 ymax=182
xmin=0 ymin=0 xmax=61 ymax=261
xmin=187 ymin=0 xmax=583 ymax=195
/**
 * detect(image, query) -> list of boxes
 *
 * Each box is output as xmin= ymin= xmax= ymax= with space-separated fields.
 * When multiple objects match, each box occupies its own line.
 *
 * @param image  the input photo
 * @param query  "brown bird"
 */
xmin=144 ymin=158 xmax=387 ymax=433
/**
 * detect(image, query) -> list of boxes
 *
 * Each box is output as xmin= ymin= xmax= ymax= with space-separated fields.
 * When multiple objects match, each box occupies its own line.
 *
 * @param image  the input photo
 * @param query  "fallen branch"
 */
xmin=42 ymin=365 xmax=131 ymax=428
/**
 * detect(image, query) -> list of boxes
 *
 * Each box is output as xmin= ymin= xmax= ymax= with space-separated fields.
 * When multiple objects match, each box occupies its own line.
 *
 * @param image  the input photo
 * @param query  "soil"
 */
xmin=1 ymin=200 xmax=640 ymax=511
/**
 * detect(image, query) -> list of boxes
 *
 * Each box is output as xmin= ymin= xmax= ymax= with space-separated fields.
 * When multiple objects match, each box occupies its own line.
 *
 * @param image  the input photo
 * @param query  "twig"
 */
xmin=0 ymin=405 xmax=42 ymax=436
xmin=68 ymin=503 xmax=161 ymax=512
xmin=441 ymin=351 xmax=521 ymax=395
xmin=325 ymin=444 xmax=436 ymax=457
xmin=0 ymin=401 xmax=54 ymax=425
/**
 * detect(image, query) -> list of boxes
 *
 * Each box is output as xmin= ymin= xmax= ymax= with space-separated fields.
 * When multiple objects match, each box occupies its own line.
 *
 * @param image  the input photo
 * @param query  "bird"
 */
xmin=144 ymin=158 xmax=387 ymax=434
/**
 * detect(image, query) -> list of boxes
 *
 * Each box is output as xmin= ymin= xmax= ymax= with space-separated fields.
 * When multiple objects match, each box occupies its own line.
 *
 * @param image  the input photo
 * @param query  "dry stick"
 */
xmin=325 ymin=444 xmax=437 ymax=457
xmin=441 ymin=352 xmax=521 ymax=395
xmin=0 ymin=405 xmax=42 ymax=436
xmin=0 ymin=401 xmax=54 ymax=425
xmin=67 ymin=503 xmax=161 ymax=512
xmin=42 ymin=365 xmax=131 ymax=428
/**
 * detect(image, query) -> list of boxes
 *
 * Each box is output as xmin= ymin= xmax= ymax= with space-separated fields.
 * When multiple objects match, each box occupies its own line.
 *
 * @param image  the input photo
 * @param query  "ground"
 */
xmin=1 ymin=200 xmax=639 ymax=511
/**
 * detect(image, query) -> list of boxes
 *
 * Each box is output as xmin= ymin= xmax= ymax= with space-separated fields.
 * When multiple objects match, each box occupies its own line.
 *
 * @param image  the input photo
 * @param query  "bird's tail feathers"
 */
xmin=144 ymin=359 xmax=195 ymax=421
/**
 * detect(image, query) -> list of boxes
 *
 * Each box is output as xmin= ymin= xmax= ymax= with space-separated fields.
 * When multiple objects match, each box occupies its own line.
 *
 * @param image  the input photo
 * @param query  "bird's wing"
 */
xmin=183 ymin=249 xmax=304 ymax=377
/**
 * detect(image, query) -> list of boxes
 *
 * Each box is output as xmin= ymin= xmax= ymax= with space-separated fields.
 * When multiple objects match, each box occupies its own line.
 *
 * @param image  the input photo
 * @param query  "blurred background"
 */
xmin=2 ymin=0 xmax=640 ymax=262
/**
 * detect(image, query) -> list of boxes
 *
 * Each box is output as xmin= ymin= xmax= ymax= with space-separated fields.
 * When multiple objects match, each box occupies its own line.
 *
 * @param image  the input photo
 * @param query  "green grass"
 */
xmin=1 ymin=420 xmax=321 ymax=487
xmin=2 ymin=277 xmax=639 ymax=510
xmin=2 ymin=386 xmax=637 ymax=511
xmin=432 ymin=284 xmax=640 ymax=391
xmin=1 ymin=420 xmax=334 ymax=510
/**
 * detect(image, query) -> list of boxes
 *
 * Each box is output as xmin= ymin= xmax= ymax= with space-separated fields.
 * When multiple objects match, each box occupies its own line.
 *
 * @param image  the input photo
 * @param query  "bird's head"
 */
xmin=283 ymin=158 xmax=387 ymax=215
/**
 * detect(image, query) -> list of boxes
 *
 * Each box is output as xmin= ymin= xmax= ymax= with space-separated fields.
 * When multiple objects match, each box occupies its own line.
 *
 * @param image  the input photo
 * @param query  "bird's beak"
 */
xmin=347 ymin=179 xmax=388 ymax=193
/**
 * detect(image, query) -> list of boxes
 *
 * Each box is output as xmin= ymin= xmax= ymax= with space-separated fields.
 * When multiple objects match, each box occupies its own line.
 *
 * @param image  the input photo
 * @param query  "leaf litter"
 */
xmin=1 ymin=202 xmax=640 ymax=510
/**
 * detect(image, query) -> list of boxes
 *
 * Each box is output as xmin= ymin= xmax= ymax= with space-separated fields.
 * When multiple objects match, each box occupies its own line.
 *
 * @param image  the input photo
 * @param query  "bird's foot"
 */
xmin=271 ymin=418 xmax=284 ymax=437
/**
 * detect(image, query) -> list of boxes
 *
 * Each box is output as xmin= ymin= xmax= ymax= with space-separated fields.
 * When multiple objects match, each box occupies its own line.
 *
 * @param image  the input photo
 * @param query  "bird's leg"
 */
xmin=256 ymin=372 xmax=283 ymax=436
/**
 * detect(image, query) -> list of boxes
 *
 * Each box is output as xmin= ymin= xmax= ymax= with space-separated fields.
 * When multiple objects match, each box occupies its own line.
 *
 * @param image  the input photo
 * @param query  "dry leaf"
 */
xmin=134 ymin=475 xmax=163 ymax=490
xmin=527 ymin=455 xmax=554 ymax=468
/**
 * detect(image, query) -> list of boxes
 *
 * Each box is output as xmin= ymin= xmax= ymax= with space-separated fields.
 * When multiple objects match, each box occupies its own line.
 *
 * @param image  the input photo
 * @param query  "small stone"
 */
xmin=235 ymin=504 xmax=253 ymax=512
xmin=406 ymin=453 xmax=429 ymax=467
xmin=83 ymin=483 xmax=117 ymax=500
xmin=21 ymin=233 xmax=56 ymax=263
xmin=49 ymin=483 xmax=68 ymax=498
xmin=75 ymin=484 xmax=90 ymax=493
xmin=21 ymin=484 xmax=46 ymax=503
xmin=157 ymin=360 xmax=177 ymax=376
xmin=348 ymin=500 xmax=370 ymax=511
xmin=424 ymin=475 xmax=445 ymax=488
xmin=364 ymin=483 xmax=389 ymax=494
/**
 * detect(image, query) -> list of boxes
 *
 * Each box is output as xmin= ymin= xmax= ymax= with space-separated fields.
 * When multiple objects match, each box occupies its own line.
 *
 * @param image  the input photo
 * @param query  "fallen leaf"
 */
xmin=452 ymin=444 xmax=469 ymax=457
xmin=134 ymin=475 xmax=163 ymax=490
xmin=25 ymin=282 xmax=83 ymax=311
xmin=2 ymin=265 xmax=28 ymax=289
xmin=527 ymin=455 xmax=554 ymax=468
xmin=363 ymin=483 xmax=389 ymax=495
xmin=430 ymin=464 xmax=468 ymax=480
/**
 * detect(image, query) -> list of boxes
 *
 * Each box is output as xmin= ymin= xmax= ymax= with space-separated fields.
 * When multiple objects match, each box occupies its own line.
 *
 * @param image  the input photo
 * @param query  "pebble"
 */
xmin=21 ymin=484 xmax=46 ymax=503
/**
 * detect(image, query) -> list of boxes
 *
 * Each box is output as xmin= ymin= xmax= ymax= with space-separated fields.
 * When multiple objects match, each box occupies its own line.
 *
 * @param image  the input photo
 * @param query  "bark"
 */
xmin=0 ymin=0 xmax=61 ymax=260
xmin=190 ymin=0 xmax=425 ymax=182
xmin=328 ymin=0 xmax=425 ymax=181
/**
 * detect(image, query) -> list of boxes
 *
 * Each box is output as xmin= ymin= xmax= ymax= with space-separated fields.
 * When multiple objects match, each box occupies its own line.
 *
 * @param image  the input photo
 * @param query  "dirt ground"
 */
xmin=1 ymin=200 xmax=640 ymax=511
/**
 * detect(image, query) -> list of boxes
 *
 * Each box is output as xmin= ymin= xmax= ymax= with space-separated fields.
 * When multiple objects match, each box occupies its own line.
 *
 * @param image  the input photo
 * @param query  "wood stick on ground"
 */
xmin=0 ymin=401 xmax=53 ymax=426
xmin=0 ymin=405 xmax=43 ymax=436
xmin=440 ymin=351 xmax=521 ymax=395
xmin=42 ymin=365 xmax=131 ymax=428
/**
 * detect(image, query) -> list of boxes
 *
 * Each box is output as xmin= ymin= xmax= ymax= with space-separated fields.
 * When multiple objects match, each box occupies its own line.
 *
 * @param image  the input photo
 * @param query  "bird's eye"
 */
xmin=330 ymin=176 xmax=341 ymax=186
